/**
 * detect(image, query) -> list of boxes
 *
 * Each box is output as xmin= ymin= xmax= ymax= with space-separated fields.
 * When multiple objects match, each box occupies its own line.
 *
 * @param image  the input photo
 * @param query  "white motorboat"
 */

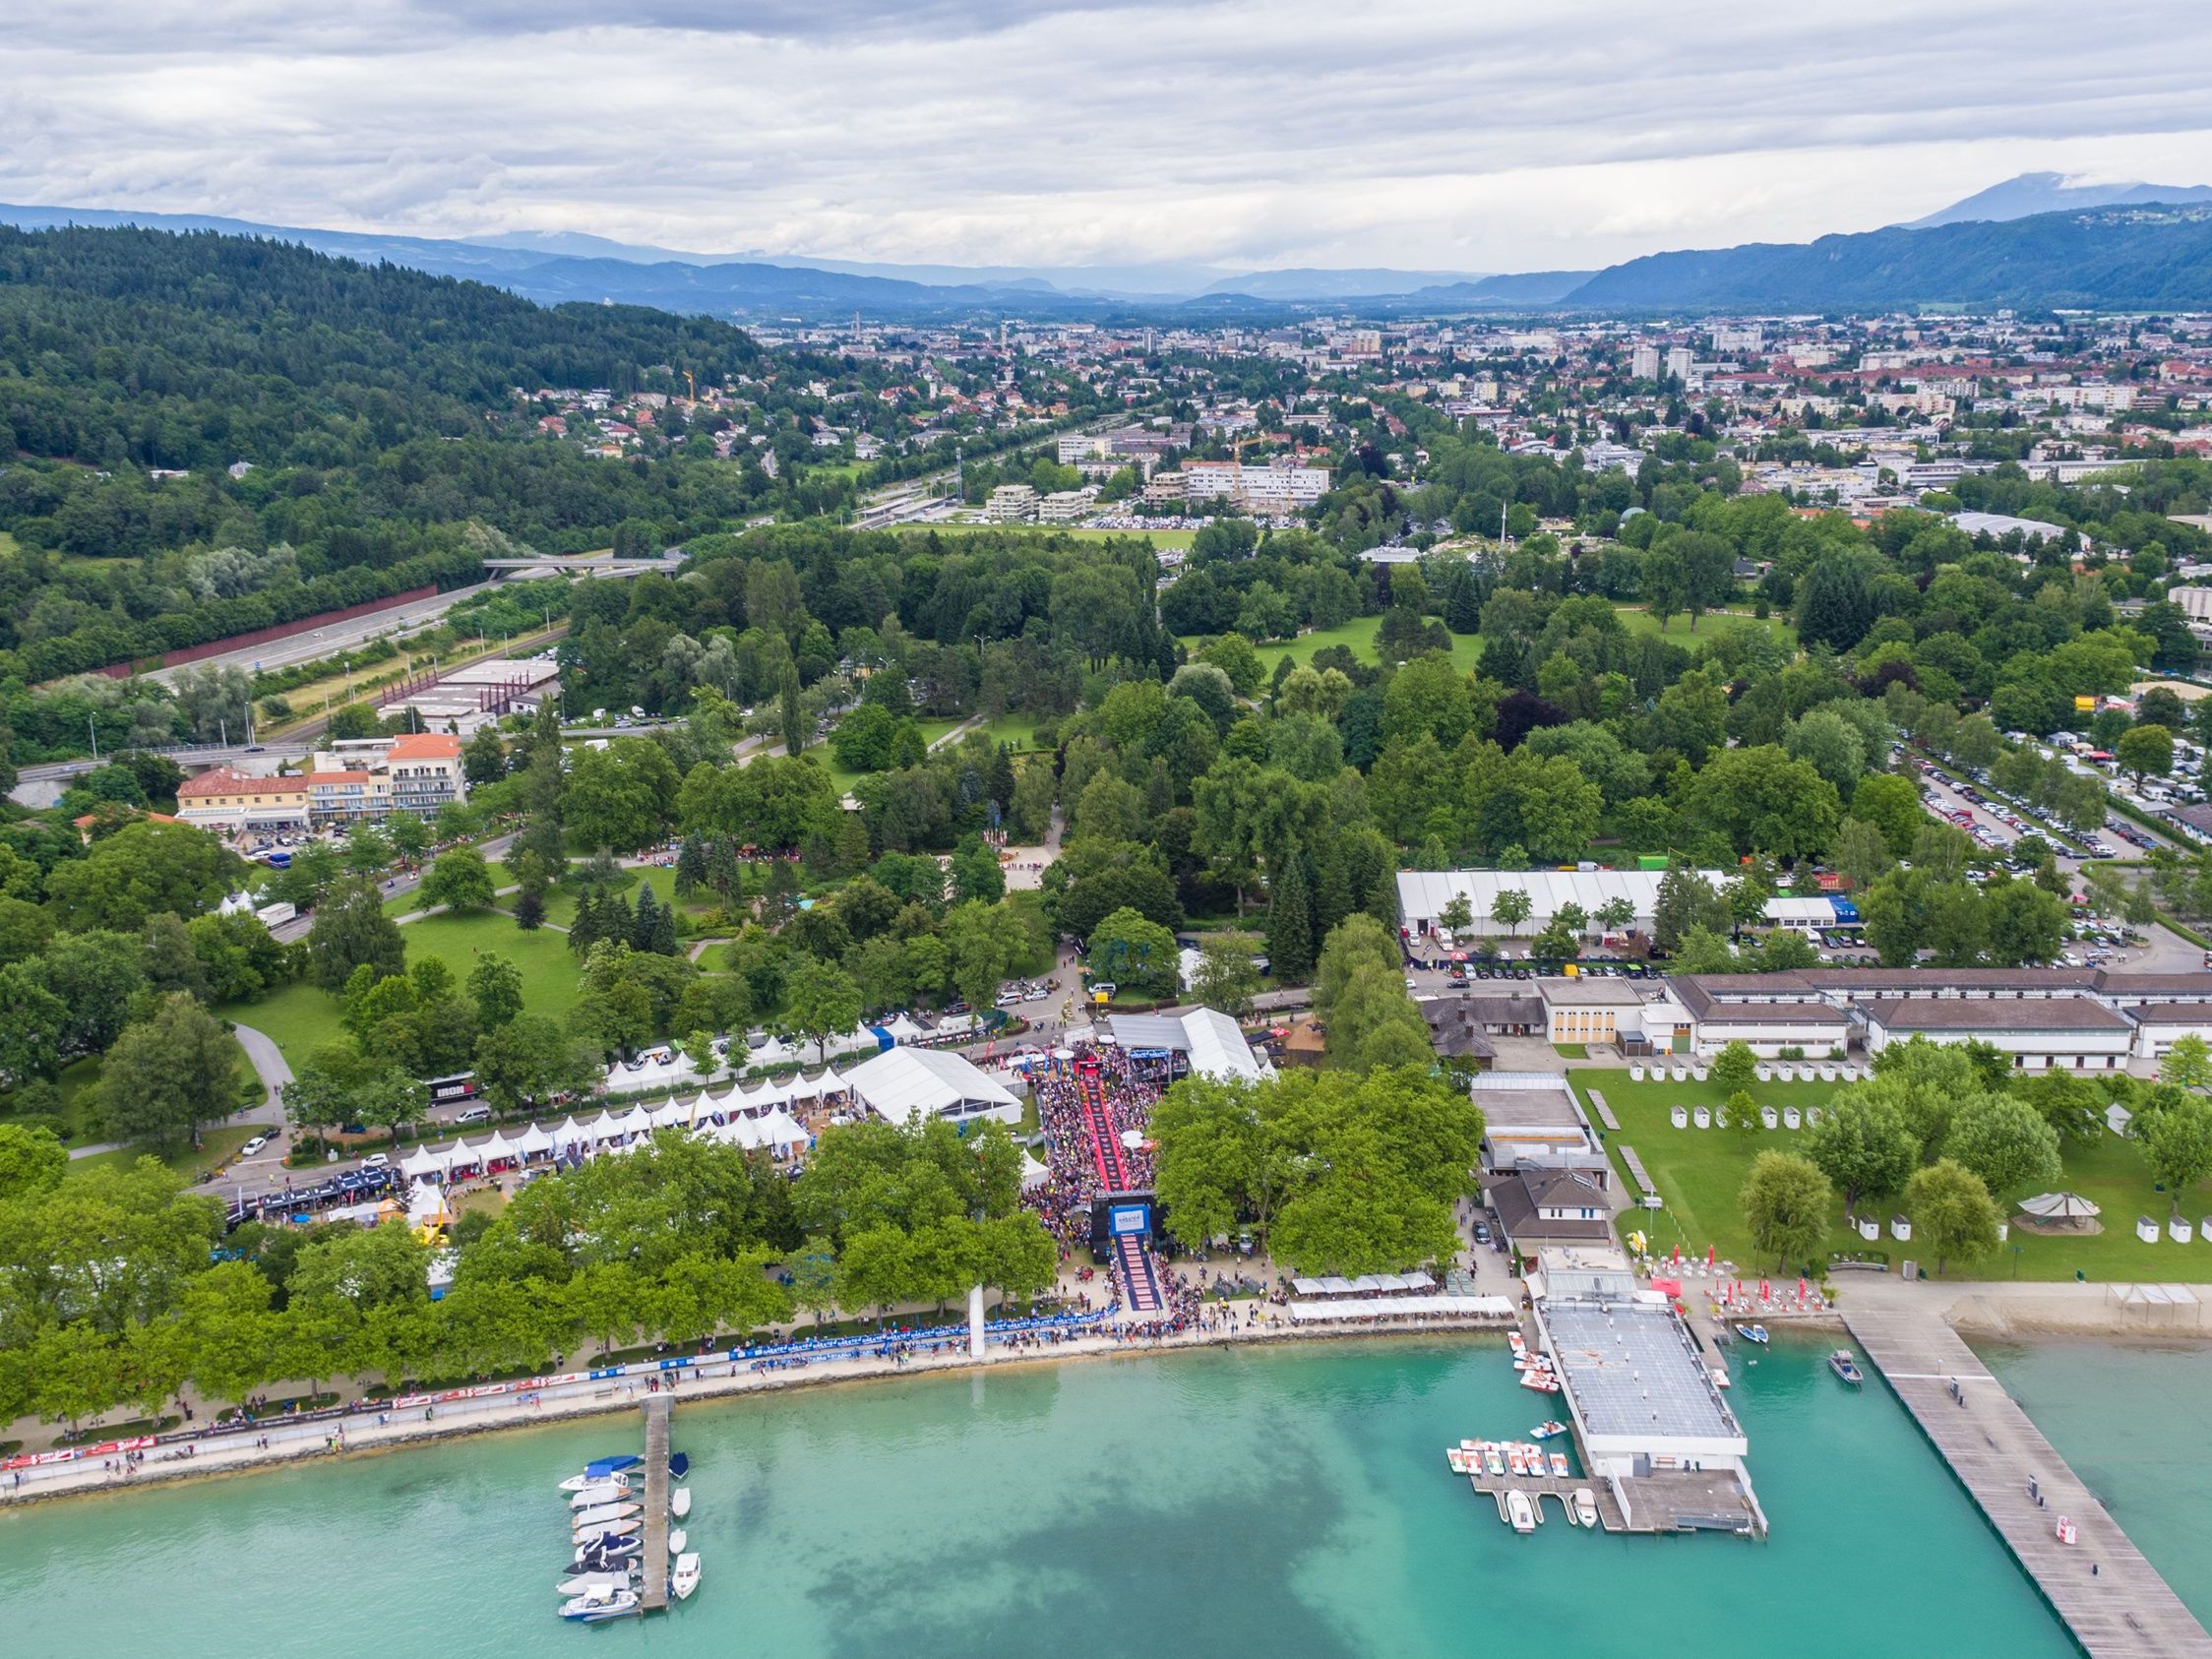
xmin=1572 ymin=1489 xmax=1599 ymax=1529
xmin=559 ymin=1455 xmax=640 ymax=1493
xmin=571 ymin=1502 xmax=643 ymax=1531
xmin=556 ymin=1570 xmax=637 ymax=1597
xmin=670 ymin=1486 xmax=692 ymax=1520
xmin=670 ymin=1552 xmax=702 ymax=1602
xmin=667 ymin=1526 xmax=689 ymax=1557
xmin=568 ymin=1481 xmax=629 ymax=1508
xmin=573 ymin=1516 xmax=643 ymax=1544
xmin=1505 ymin=1490 xmax=1537 ymax=1534
xmin=558 ymin=1589 xmax=640 ymax=1624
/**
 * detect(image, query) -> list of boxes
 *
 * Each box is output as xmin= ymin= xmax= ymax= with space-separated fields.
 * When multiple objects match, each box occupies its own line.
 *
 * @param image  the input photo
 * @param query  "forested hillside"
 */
xmin=1567 ymin=203 xmax=2212 ymax=311
xmin=0 ymin=226 xmax=786 ymax=683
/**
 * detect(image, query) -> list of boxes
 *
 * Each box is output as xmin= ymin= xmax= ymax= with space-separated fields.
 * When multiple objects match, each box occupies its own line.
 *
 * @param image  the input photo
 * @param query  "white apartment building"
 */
xmin=1630 ymin=343 xmax=1661 ymax=380
xmin=986 ymin=483 xmax=1039 ymax=522
xmin=1179 ymin=461 xmax=1330 ymax=512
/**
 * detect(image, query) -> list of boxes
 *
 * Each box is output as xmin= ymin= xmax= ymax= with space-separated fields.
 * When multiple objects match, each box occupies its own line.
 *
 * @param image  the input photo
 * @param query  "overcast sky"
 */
xmin=7 ymin=0 xmax=2212 ymax=274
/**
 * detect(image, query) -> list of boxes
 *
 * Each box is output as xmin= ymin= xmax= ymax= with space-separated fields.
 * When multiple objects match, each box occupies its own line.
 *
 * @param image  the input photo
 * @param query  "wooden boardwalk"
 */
xmin=1844 ymin=1306 xmax=2212 ymax=1656
xmin=1615 ymin=1143 xmax=1659 ymax=1201
xmin=1585 ymin=1087 xmax=1620 ymax=1133
xmin=639 ymin=1395 xmax=672 ymax=1613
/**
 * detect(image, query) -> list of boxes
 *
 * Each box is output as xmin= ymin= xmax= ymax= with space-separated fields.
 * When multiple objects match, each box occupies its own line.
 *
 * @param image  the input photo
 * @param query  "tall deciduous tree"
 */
xmin=1804 ymin=1086 xmax=1919 ymax=1218
xmin=98 ymin=992 xmax=243 ymax=1148
xmin=307 ymin=878 xmax=406 ymax=991
xmin=1904 ymin=1159 xmax=2001 ymax=1274
xmin=1740 ymin=1150 xmax=1832 ymax=1272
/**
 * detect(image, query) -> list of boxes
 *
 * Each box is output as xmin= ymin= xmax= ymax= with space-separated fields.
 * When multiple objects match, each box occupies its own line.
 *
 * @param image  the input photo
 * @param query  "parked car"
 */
xmin=239 ymin=1136 xmax=269 ymax=1158
xmin=359 ymin=1151 xmax=391 ymax=1169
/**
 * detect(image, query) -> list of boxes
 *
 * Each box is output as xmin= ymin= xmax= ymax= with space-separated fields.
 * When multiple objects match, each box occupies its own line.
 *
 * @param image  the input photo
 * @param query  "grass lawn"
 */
xmin=1188 ymin=617 xmax=1490 ymax=682
xmin=1571 ymin=1066 xmax=2212 ymax=1284
xmin=220 ymin=911 xmax=584 ymax=1063
xmin=67 ymin=1125 xmax=258 ymax=1183
xmin=1613 ymin=605 xmax=1798 ymax=648
xmin=1552 ymin=1043 xmax=1589 ymax=1059
xmin=967 ymin=710 xmax=1055 ymax=754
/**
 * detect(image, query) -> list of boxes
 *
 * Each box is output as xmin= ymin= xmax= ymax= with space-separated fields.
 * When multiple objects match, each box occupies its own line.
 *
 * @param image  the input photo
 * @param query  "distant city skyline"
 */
xmin=6 ymin=0 xmax=2211 ymax=273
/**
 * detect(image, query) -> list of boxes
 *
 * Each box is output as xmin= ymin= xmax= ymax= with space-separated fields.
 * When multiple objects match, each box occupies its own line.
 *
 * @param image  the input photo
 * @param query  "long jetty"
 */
xmin=639 ymin=1395 xmax=672 ymax=1613
xmin=1843 ymin=1306 xmax=2212 ymax=1657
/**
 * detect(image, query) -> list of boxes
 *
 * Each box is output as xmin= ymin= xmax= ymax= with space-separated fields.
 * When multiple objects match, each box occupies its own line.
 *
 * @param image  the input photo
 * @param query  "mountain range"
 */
xmin=1899 ymin=171 xmax=2212 ymax=229
xmin=5 ymin=173 xmax=2212 ymax=320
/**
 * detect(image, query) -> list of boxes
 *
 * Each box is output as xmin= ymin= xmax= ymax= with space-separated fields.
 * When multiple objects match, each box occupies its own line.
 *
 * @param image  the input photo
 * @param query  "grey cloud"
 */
xmin=2 ymin=0 xmax=2209 ymax=271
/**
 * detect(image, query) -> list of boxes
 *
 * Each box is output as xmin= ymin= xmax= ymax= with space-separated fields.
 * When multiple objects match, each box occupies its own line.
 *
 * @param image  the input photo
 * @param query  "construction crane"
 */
xmin=683 ymin=369 xmax=696 ymax=401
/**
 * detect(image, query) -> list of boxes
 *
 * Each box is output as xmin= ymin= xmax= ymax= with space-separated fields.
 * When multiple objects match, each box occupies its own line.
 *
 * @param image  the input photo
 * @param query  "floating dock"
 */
xmin=1844 ymin=1307 xmax=2212 ymax=1657
xmin=639 ymin=1395 xmax=672 ymax=1613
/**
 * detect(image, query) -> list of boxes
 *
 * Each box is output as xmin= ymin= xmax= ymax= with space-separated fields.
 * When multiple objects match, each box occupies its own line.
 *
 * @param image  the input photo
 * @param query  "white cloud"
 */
xmin=2 ymin=0 xmax=2210 ymax=272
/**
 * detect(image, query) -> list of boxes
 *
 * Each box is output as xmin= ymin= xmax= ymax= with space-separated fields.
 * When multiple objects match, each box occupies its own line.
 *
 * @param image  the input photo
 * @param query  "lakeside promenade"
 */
xmin=0 ymin=1308 xmax=1508 ymax=1508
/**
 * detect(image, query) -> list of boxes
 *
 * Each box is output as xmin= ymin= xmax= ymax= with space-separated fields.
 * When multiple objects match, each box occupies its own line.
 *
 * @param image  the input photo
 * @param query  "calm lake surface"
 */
xmin=0 ymin=1334 xmax=2103 ymax=1657
xmin=1979 ymin=1334 xmax=2212 ymax=1629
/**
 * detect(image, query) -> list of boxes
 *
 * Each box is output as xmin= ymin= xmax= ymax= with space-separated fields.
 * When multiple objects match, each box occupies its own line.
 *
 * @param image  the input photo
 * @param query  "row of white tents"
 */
xmin=396 ymin=1070 xmax=859 ymax=1183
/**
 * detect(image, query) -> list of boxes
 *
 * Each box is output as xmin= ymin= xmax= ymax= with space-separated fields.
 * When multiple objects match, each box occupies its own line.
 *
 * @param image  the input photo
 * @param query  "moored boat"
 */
xmin=1485 ymin=1446 xmax=1504 ymax=1476
xmin=556 ymin=1570 xmax=637 ymax=1597
xmin=568 ymin=1480 xmax=630 ymax=1508
xmin=559 ymin=1454 xmax=641 ymax=1492
xmin=573 ymin=1536 xmax=643 ymax=1567
xmin=1739 ymin=1323 xmax=1769 ymax=1344
xmin=1505 ymin=1490 xmax=1537 ymax=1534
xmin=671 ymin=1552 xmax=702 ymax=1602
xmin=558 ymin=1589 xmax=640 ymax=1623
xmin=667 ymin=1526 xmax=689 ymax=1557
xmin=1829 ymin=1349 xmax=1865 ymax=1387
xmin=1549 ymin=1452 xmax=1569 ymax=1478
xmin=1572 ymin=1489 xmax=1598 ymax=1528
xmin=571 ymin=1502 xmax=643 ymax=1531
xmin=671 ymin=1486 xmax=692 ymax=1520
xmin=572 ymin=1517 xmax=643 ymax=1545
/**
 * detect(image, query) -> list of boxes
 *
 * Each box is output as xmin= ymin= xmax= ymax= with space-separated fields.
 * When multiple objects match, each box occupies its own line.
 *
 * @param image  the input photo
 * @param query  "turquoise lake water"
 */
xmin=1979 ymin=1336 xmax=2212 ymax=1629
xmin=0 ymin=1335 xmax=2114 ymax=1657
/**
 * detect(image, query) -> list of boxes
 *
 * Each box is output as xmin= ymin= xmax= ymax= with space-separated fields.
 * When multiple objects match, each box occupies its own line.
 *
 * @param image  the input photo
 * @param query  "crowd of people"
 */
xmin=1022 ymin=1046 xmax=1172 ymax=1260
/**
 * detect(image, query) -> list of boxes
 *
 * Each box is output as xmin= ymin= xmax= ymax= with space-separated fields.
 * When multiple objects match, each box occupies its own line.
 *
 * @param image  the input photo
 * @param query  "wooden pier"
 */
xmin=1465 ymin=1471 xmax=1621 ymax=1531
xmin=1844 ymin=1306 xmax=2212 ymax=1657
xmin=639 ymin=1395 xmax=672 ymax=1613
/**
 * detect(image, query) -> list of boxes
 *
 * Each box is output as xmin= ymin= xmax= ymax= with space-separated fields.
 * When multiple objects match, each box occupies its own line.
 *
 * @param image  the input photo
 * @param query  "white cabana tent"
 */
xmin=844 ymin=1045 xmax=1021 ymax=1128
xmin=400 ymin=1144 xmax=445 ymax=1181
xmin=513 ymin=1124 xmax=554 ymax=1160
xmin=759 ymin=1108 xmax=808 ymax=1150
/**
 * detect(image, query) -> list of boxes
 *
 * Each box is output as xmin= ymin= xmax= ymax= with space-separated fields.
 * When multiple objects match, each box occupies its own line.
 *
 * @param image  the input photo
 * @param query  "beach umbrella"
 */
xmin=1707 ymin=1245 xmax=1715 ymax=1267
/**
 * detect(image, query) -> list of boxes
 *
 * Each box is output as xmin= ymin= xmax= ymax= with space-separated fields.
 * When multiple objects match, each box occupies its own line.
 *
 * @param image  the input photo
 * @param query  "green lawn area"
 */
xmin=1571 ymin=1066 xmax=2212 ymax=1283
xmin=968 ymin=710 xmax=1055 ymax=754
xmin=67 ymin=1125 xmax=259 ymax=1183
xmin=219 ymin=910 xmax=584 ymax=1063
xmin=1613 ymin=605 xmax=1798 ymax=647
xmin=1189 ymin=617 xmax=1489 ymax=681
